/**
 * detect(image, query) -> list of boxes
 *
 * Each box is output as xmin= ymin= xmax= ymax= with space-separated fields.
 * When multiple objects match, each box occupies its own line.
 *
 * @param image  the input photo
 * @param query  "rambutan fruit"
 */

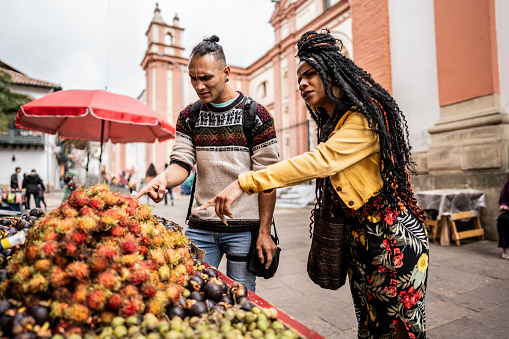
xmin=121 ymin=285 xmax=139 ymax=298
xmin=55 ymin=218 xmax=75 ymax=234
xmin=50 ymin=301 xmax=69 ymax=319
xmin=138 ymin=245 xmax=149 ymax=256
xmin=151 ymin=235 xmax=164 ymax=248
xmin=109 ymin=226 xmax=125 ymax=237
xmin=100 ymin=311 xmax=115 ymax=324
xmin=174 ymin=263 xmax=187 ymax=275
xmin=90 ymin=184 xmax=109 ymax=196
xmin=121 ymin=254 xmax=141 ymax=267
xmin=128 ymin=222 xmax=141 ymax=235
xmin=137 ymin=205 xmax=153 ymax=221
xmin=34 ymin=259 xmax=52 ymax=273
xmin=49 ymin=267 xmax=70 ymax=288
xmin=140 ymin=282 xmax=157 ymax=298
xmin=69 ymin=231 xmax=89 ymax=246
xmin=76 ymin=216 xmax=98 ymax=234
xmin=164 ymin=248 xmax=180 ymax=266
xmin=120 ymin=295 xmax=145 ymax=317
xmin=89 ymin=256 xmax=108 ymax=273
xmin=44 ymin=231 xmax=60 ymax=242
xmin=97 ymin=271 xmax=120 ymax=290
xmin=41 ymin=241 xmax=59 ymax=258
xmin=65 ymin=303 xmax=90 ymax=323
xmin=55 ymin=255 xmax=68 ymax=266
xmin=146 ymin=259 xmax=158 ymax=271
xmin=25 ymin=245 xmax=40 ymax=262
xmin=128 ymin=269 xmax=149 ymax=285
xmin=120 ymin=267 xmax=130 ymax=281
xmin=72 ymin=289 xmax=88 ymax=304
xmin=121 ymin=240 xmax=139 ymax=255
xmin=125 ymin=206 xmax=138 ymax=217
xmin=165 ymin=284 xmax=181 ymax=304
xmin=66 ymin=261 xmax=89 ymax=280
xmin=62 ymin=207 xmax=79 ymax=218
xmin=158 ymin=265 xmax=170 ymax=282
xmin=26 ymin=274 xmax=48 ymax=293
xmin=105 ymin=208 xmax=126 ymax=221
xmin=106 ymin=293 xmax=124 ymax=310
xmin=87 ymin=289 xmax=107 ymax=310
xmin=63 ymin=242 xmax=77 ymax=256
xmin=96 ymin=243 xmax=118 ymax=260
xmin=102 ymin=192 xmax=120 ymax=206
xmin=144 ymin=298 xmax=166 ymax=317
xmin=88 ymin=198 xmax=105 ymax=211
xmin=150 ymin=249 xmax=166 ymax=266
xmin=177 ymin=273 xmax=188 ymax=286
xmin=99 ymin=215 xmax=117 ymax=231
xmin=139 ymin=234 xmax=151 ymax=246
xmin=79 ymin=207 xmax=95 ymax=217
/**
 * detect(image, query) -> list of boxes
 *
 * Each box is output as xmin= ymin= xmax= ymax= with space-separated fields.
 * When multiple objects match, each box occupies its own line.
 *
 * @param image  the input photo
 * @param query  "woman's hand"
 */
xmin=195 ymin=179 xmax=245 ymax=224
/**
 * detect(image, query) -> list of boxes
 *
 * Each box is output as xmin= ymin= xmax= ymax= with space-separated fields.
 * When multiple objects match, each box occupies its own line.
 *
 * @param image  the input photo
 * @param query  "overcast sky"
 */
xmin=0 ymin=0 xmax=276 ymax=99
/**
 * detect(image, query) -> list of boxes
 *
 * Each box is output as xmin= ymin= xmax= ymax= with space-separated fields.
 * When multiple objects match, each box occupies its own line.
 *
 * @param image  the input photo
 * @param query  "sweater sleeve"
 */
xmin=239 ymin=111 xmax=379 ymax=194
xmin=250 ymin=104 xmax=280 ymax=171
xmin=169 ymin=105 xmax=195 ymax=174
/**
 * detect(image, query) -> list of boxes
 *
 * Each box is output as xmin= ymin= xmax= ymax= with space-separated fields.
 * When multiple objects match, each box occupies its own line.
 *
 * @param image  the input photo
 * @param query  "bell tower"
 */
xmin=141 ymin=3 xmax=186 ymax=172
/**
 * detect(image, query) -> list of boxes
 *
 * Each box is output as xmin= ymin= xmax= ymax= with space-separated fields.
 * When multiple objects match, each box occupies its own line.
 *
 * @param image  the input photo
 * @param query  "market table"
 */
xmin=415 ymin=188 xmax=486 ymax=246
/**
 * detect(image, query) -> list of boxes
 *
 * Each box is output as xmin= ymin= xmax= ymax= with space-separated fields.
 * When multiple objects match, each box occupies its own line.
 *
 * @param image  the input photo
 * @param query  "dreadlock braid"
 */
xmin=297 ymin=29 xmax=425 ymax=223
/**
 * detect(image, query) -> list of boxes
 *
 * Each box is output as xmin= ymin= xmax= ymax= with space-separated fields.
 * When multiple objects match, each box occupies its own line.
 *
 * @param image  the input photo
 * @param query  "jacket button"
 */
xmin=249 ymin=189 xmax=254 ymax=194
xmin=337 ymin=186 xmax=342 ymax=192
xmin=348 ymin=201 xmax=354 ymax=206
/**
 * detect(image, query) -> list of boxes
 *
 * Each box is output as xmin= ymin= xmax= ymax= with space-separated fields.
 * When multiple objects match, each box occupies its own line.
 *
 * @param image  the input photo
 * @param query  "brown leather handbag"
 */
xmin=307 ymin=181 xmax=347 ymax=290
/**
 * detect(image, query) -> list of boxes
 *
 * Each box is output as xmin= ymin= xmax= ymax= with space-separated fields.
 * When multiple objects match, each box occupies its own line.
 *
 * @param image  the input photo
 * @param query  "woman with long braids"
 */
xmin=198 ymin=30 xmax=428 ymax=339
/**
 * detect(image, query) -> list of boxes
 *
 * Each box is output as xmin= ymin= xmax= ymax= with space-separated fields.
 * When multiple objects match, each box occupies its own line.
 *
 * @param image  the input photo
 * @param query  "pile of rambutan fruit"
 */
xmin=0 ymin=185 xmax=301 ymax=339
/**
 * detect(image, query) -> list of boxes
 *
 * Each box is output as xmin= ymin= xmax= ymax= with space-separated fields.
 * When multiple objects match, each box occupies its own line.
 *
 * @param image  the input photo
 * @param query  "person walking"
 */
xmin=497 ymin=177 xmax=509 ymax=259
xmin=136 ymin=35 xmax=280 ymax=292
xmin=38 ymin=184 xmax=47 ymax=209
xmin=10 ymin=167 xmax=22 ymax=191
xmin=23 ymin=169 xmax=45 ymax=209
xmin=198 ymin=30 xmax=428 ymax=339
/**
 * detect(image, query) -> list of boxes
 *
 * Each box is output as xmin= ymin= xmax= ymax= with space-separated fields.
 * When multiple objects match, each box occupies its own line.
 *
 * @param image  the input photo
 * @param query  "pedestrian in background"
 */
xmin=38 ymin=184 xmax=47 ymax=209
xmin=23 ymin=169 xmax=45 ymax=209
xmin=199 ymin=30 xmax=428 ymax=339
xmin=497 ymin=177 xmax=509 ymax=259
xmin=10 ymin=167 xmax=22 ymax=191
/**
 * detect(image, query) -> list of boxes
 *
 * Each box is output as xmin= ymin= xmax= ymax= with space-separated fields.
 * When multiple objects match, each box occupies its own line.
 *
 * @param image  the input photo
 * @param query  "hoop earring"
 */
xmin=225 ymin=78 xmax=229 ymax=83
xmin=332 ymin=86 xmax=343 ymax=99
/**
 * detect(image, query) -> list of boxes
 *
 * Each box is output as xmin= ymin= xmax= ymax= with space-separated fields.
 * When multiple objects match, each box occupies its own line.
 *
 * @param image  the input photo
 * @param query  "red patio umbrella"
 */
xmin=16 ymin=89 xmax=175 ymax=163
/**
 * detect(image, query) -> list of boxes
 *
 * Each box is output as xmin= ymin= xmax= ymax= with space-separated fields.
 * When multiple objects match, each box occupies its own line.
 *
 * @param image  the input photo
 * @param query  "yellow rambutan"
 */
xmin=49 ymin=267 xmax=70 ymax=288
xmin=55 ymin=218 xmax=75 ymax=234
xmin=65 ymin=303 xmax=90 ymax=323
xmin=25 ymin=244 xmax=40 ymax=262
xmin=12 ymin=265 xmax=31 ymax=284
xmin=102 ymin=192 xmax=120 ymax=206
xmin=34 ymin=259 xmax=52 ymax=273
xmin=144 ymin=298 xmax=166 ymax=317
xmin=121 ymin=254 xmax=141 ymax=267
xmin=158 ymin=265 xmax=170 ymax=282
xmin=165 ymin=284 xmax=181 ymax=304
xmin=66 ymin=261 xmax=89 ymax=280
xmin=62 ymin=206 xmax=79 ymax=218
xmin=44 ymin=231 xmax=60 ymax=242
xmin=75 ymin=216 xmax=98 ymax=234
xmin=121 ymin=285 xmax=139 ymax=298
xmin=72 ymin=289 xmax=88 ymax=304
xmin=150 ymin=249 xmax=166 ymax=266
xmin=90 ymin=184 xmax=109 ymax=196
xmin=100 ymin=311 xmax=115 ymax=324
xmin=151 ymin=235 xmax=164 ymax=248
xmin=138 ymin=205 xmax=153 ymax=221
xmin=26 ymin=274 xmax=48 ymax=293
xmin=50 ymin=301 xmax=69 ymax=319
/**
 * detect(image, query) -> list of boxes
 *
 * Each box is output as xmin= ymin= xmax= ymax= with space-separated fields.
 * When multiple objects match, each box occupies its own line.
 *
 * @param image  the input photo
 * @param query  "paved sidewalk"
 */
xmin=46 ymin=190 xmax=509 ymax=338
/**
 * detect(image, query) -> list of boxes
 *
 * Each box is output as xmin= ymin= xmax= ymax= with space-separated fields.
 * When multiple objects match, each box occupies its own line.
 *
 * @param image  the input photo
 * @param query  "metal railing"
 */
xmin=0 ymin=127 xmax=45 ymax=145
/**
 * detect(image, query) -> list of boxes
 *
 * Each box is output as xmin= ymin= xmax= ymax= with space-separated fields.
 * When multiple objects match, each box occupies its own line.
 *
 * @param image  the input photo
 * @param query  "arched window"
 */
xmin=258 ymin=81 xmax=268 ymax=98
xmin=165 ymin=33 xmax=173 ymax=46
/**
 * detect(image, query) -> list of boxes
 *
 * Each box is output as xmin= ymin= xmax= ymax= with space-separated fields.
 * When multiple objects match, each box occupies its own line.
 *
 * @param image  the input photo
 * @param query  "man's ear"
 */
xmin=224 ymin=66 xmax=231 ymax=79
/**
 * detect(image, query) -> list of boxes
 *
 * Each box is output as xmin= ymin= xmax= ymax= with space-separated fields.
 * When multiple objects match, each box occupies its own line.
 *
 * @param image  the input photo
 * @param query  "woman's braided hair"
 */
xmin=297 ymin=29 xmax=425 ymax=223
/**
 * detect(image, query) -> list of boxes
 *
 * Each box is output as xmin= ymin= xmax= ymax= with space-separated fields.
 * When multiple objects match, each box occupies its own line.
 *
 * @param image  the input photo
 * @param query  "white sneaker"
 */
xmin=502 ymin=253 xmax=509 ymax=260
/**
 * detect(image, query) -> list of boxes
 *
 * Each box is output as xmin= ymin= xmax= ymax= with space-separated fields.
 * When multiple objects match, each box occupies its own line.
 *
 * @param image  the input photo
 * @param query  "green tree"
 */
xmin=0 ymin=70 xmax=32 ymax=131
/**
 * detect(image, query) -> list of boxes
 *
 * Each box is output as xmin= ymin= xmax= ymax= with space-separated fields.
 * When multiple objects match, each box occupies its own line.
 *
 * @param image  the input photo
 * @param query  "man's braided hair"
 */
xmin=297 ymin=29 xmax=424 ymax=223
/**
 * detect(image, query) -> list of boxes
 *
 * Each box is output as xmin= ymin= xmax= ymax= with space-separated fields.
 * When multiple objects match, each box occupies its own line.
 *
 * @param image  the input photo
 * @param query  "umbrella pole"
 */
xmin=100 ymin=120 xmax=104 ymax=184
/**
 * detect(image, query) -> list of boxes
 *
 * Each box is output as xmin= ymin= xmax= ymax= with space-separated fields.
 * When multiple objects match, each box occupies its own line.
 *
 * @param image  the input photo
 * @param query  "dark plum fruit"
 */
xmin=1 ymin=249 xmax=11 ymax=257
xmin=14 ymin=331 xmax=36 ymax=339
xmin=0 ymin=219 xmax=12 ymax=227
xmin=187 ymin=274 xmax=205 ymax=292
xmin=0 ymin=300 xmax=13 ymax=316
xmin=237 ymin=297 xmax=256 ymax=311
xmin=28 ymin=305 xmax=50 ymax=326
xmin=29 ymin=208 xmax=44 ymax=218
xmin=8 ymin=228 xmax=17 ymax=237
xmin=230 ymin=281 xmax=249 ymax=301
xmin=0 ymin=315 xmax=13 ymax=336
xmin=194 ymin=259 xmax=204 ymax=266
xmin=178 ymin=296 xmax=187 ymax=308
xmin=15 ymin=220 xmax=31 ymax=231
xmin=27 ymin=216 xmax=39 ymax=223
xmin=21 ymin=213 xmax=29 ymax=220
xmin=211 ymin=304 xmax=226 ymax=312
xmin=189 ymin=290 xmax=205 ymax=302
xmin=22 ymin=228 xmax=30 ymax=234
xmin=167 ymin=305 xmax=187 ymax=319
xmin=205 ymin=299 xmax=217 ymax=310
xmin=218 ymin=295 xmax=233 ymax=307
xmin=0 ymin=270 xmax=7 ymax=281
xmin=204 ymin=279 xmax=225 ymax=302
xmin=202 ymin=268 xmax=218 ymax=280
xmin=188 ymin=301 xmax=208 ymax=317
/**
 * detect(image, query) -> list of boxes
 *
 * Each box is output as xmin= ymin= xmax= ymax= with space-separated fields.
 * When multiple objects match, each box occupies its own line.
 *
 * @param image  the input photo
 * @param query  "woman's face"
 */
xmin=296 ymin=61 xmax=335 ymax=113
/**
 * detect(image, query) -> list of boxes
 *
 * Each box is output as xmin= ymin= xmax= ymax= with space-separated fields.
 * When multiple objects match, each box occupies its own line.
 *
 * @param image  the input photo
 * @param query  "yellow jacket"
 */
xmin=238 ymin=110 xmax=383 ymax=210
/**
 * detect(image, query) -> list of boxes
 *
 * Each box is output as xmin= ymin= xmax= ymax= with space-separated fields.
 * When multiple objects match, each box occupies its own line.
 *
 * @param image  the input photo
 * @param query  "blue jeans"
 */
xmin=185 ymin=227 xmax=256 ymax=292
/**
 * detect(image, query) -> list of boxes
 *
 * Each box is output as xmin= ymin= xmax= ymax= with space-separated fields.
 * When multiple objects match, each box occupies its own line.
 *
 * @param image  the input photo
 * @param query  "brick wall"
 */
xmin=351 ymin=0 xmax=392 ymax=93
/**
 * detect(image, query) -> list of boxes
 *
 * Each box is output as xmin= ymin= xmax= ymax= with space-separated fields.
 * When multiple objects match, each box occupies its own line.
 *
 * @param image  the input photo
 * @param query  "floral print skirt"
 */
xmin=344 ymin=195 xmax=429 ymax=339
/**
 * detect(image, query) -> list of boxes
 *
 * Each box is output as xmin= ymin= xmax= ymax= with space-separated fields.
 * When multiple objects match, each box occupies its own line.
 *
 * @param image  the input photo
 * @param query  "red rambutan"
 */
xmin=121 ymin=285 xmax=139 ymax=298
xmin=164 ymin=248 xmax=180 ymax=266
xmin=137 ymin=205 xmax=152 ymax=220
xmin=69 ymin=231 xmax=89 ymax=246
xmin=72 ymin=289 xmax=88 ymax=304
xmin=42 ymin=241 xmax=59 ymax=258
xmin=106 ymin=293 xmax=124 ymax=310
xmin=144 ymin=298 xmax=166 ymax=317
xmin=139 ymin=234 xmax=151 ymax=246
xmin=89 ymin=256 xmax=108 ymax=273
xmin=128 ymin=269 xmax=149 ymax=285
xmin=76 ymin=216 xmax=98 ymax=234
xmin=121 ymin=241 xmax=138 ymax=255
xmin=88 ymin=198 xmax=105 ymax=211
xmin=62 ymin=207 xmax=79 ymax=218
xmin=79 ymin=207 xmax=95 ymax=217
xmin=110 ymin=226 xmax=125 ymax=237
xmin=150 ymin=249 xmax=166 ymax=266
xmin=165 ymin=284 xmax=181 ymax=303
xmin=25 ymin=245 xmax=40 ymax=262
xmin=66 ymin=261 xmax=89 ymax=280
xmin=87 ymin=289 xmax=107 ymax=310
xmin=44 ymin=231 xmax=60 ymax=242
xmin=120 ymin=295 xmax=144 ymax=317
xmin=96 ymin=243 xmax=118 ymax=260
xmin=102 ymin=192 xmax=120 ymax=206
xmin=63 ymin=242 xmax=77 ymax=256
xmin=138 ymin=245 xmax=149 ymax=256
xmin=97 ymin=271 xmax=120 ymax=290
xmin=140 ymin=282 xmax=157 ymax=298
xmin=55 ymin=218 xmax=75 ymax=234
xmin=128 ymin=222 xmax=141 ymax=235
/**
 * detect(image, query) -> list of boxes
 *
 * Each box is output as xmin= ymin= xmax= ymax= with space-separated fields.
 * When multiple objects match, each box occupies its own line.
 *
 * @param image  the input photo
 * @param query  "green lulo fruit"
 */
xmin=220 ymin=322 xmax=232 ymax=332
xmin=68 ymin=335 xmax=82 ymax=339
xmin=111 ymin=316 xmax=126 ymax=328
xmin=51 ymin=335 xmax=65 ymax=339
xmin=143 ymin=313 xmax=159 ymax=329
xmin=264 ymin=332 xmax=278 ymax=339
xmin=170 ymin=317 xmax=183 ymax=332
xmin=158 ymin=321 xmax=170 ymax=335
xmin=251 ymin=306 xmax=262 ymax=314
xmin=128 ymin=325 xmax=140 ymax=335
xmin=126 ymin=315 xmax=140 ymax=327
xmin=258 ymin=319 xmax=269 ymax=332
xmin=164 ymin=330 xmax=183 ymax=339
xmin=281 ymin=329 xmax=298 ymax=339
xmin=243 ymin=311 xmax=256 ymax=324
xmin=113 ymin=325 xmax=128 ymax=338
xmin=257 ymin=313 xmax=267 ymax=323
xmin=271 ymin=320 xmax=285 ymax=331
xmin=133 ymin=335 xmax=147 ymax=339
xmin=147 ymin=333 xmax=161 ymax=339
xmin=247 ymin=321 xmax=257 ymax=332
xmin=234 ymin=309 xmax=246 ymax=322
xmin=250 ymin=329 xmax=264 ymax=338
xmin=99 ymin=327 xmax=113 ymax=338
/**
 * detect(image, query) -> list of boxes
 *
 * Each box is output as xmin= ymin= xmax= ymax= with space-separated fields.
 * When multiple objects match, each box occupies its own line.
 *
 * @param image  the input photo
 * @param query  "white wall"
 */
xmin=496 ymin=0 xmax=509 ymax=114
xmin=388 ymin=0 xmax=440 ymax=153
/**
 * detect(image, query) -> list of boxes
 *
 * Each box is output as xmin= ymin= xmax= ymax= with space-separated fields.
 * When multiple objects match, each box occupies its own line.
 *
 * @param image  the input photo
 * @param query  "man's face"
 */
xmin=188 ymin=54 xmax=228 ymax=104
xmin=16 ymin=168 xmax=21 ymax=174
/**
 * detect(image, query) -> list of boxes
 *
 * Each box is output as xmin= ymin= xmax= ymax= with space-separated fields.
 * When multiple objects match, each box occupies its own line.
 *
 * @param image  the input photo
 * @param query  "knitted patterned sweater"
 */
xmin=169 ymin=93 xmax=280 ymax=232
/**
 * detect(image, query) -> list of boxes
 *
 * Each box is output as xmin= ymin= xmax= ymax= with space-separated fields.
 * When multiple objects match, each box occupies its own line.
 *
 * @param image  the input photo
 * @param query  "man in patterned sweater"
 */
xmin=136 ymin=36 xmax=280 ymax=292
